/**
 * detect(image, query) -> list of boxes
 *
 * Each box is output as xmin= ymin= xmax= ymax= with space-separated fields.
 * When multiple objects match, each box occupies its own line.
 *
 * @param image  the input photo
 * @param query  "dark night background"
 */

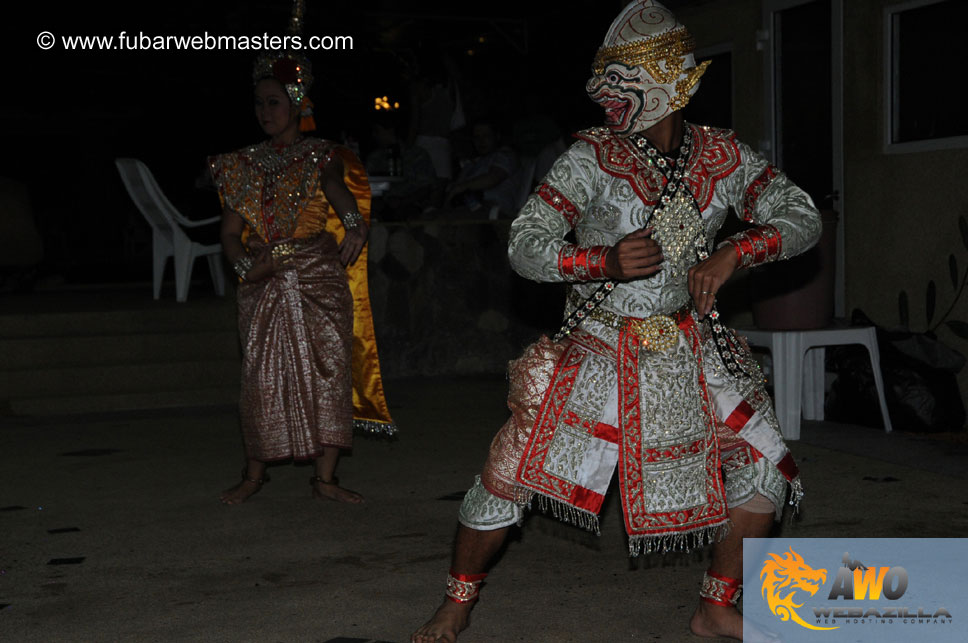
xmin=4 ymin=0 xmax=651 ymax=286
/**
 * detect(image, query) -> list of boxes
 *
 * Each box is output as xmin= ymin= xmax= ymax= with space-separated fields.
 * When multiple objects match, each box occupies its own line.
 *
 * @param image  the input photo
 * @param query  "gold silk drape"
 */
xmin=324 ymin=147 xmax=396 ymax=435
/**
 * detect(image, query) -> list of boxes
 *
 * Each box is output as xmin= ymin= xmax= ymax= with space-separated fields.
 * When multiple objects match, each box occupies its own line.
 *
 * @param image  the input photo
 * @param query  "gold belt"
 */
xmin=270 ymin=237 xmax=316 ymax=259
xmin=568 ymin=291 xmax=690 ymax=352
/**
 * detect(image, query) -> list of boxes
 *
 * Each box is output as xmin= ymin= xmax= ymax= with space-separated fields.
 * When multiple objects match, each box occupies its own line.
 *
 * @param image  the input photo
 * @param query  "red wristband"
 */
xmin=558 ymin=244 xmax=611 ymax=281
xmin=726 ymin=224 xmax=781 ymax=268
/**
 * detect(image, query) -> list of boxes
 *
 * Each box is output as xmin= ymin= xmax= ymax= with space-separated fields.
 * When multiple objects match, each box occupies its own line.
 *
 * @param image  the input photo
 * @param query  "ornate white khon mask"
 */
xmin=586 ymin=0 xmax=710 ymax=135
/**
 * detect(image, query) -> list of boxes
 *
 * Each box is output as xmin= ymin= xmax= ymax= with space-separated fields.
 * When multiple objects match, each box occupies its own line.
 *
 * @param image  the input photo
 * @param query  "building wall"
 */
xmin=680 ymin=0 xmax=768 ymax=146
xmin=842 ymin=1 xmax=968 ymax=337
xmin=680 ymin=0 xmax=968 ymax=417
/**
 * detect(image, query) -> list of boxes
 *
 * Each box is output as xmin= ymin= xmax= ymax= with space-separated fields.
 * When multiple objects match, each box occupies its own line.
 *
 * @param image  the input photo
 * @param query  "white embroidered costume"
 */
xmin=459 ymin=120 xmax=820 ymax=554
xmin=406 ymin=10 xmax=829 ymax=638
xmin=447 ymin=0 xmax=822 ymax=560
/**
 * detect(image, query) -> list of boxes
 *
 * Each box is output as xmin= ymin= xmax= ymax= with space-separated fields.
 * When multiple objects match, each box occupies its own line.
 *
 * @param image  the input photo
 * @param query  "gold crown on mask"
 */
xmin=592 ymin=26 xmax=710 ymax=111
xmin=592 ymin=27 xmax=694 ymax=75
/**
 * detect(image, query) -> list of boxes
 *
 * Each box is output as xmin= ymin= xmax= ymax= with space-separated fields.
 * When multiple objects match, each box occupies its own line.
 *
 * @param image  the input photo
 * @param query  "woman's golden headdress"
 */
xmin=252 ymin=0 xmax=316 ymax=131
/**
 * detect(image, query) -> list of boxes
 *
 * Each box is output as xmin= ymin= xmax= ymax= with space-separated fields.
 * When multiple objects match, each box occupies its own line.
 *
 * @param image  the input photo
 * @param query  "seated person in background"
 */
xmin=365 ymin=113 xmax=437 ymax=220
xmin=445 ymin=120 xmax=518 ymax=217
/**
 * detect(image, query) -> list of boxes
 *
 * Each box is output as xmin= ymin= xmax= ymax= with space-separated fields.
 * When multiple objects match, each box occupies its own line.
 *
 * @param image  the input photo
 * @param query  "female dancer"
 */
xmin=210 ymin=51 xmax=374 ymax=505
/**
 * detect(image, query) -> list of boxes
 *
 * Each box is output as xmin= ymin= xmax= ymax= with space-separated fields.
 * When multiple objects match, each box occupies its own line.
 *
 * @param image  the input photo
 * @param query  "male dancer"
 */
xmin=413 ymin=2 xmax=819 ymax=640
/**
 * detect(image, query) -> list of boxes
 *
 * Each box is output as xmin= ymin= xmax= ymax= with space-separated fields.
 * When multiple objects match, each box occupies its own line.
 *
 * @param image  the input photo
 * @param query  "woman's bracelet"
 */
xmin=341 ymin=211 xmax=364 ymax=230
xmin=233 ymin=255 xmax=254 ymax=280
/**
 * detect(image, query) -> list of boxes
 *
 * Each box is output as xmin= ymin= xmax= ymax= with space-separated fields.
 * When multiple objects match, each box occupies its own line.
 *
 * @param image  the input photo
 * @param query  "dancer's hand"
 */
xmin=244 ymin=248 xmax=291 ymax=282
xmin=688 ymin=246 xmax=738 ymax=319
xmin=340 ymin=221 xmax=369 ymax=266
xmin=604 ymin=227 xmax=663 ymax=280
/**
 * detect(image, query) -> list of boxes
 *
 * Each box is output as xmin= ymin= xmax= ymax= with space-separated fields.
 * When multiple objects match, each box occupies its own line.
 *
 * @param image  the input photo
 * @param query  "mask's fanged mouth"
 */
xmin=602 ymin=99 xmax=628 ymax=126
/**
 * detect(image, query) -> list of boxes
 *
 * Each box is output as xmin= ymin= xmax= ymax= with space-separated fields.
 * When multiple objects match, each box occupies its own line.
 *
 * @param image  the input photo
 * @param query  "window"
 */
xmin=885 ymin=0 xmax=968 ymax=152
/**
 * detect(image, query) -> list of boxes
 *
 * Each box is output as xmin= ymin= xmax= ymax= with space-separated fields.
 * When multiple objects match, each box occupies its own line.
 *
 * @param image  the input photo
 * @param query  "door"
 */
xmin=762 ymin=0 xmax=844 ymax=316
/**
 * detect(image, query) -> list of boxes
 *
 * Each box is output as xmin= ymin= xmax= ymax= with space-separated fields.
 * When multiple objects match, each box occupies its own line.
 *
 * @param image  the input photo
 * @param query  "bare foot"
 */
xmin=690 ymin=601 xmax=782 ymax=642
xmin=310 ymin=476 xmax=364 ymax=504
xmin=690 ymin=601 xmax=742 ymax=640
xmin=219 ymin=472 xmax=267 ymax=505
xmin=411 ymin=599 xmax=473 ymax=643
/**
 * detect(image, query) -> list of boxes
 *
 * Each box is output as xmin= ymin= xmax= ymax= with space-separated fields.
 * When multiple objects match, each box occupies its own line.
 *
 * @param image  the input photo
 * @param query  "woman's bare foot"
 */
xmin=411 ymin=599 xmax=474 ymax=643
xmin=310 ymin=476 xmax=364 ymax=503
xmin=219 ymin=470 xmax=267 ymax=505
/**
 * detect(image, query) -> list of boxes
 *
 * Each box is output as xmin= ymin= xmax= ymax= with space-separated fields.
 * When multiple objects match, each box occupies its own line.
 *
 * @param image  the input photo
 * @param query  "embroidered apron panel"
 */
xmin=515 ymin=336 xmax=620 ymax=515
xmin=515 ymin=321 xmax=730 ymax=539
xmin=616 ymin=320 xmax=728 ymax=538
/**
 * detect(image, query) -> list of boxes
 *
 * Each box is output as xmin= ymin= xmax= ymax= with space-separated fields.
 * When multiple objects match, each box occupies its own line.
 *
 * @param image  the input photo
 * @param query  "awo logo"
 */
xmin=760 ymin=548 xmax=833 ymax=630
xmin=758 ymin=547 xmax=953 ymax=633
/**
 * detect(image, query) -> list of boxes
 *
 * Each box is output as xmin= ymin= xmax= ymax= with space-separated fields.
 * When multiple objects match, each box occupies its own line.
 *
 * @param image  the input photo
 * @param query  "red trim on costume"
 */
xmin=776 ymin=452 xmax=800 ymax=481
xmin=557 ymin=245 xmax=572 ymax=278
xmin=571 ymin=486 xmax=606 ymax=513
xmin=537 ymin=182 xmax=581 ymax=228
xmin=557 ymin=244 xmax=610 ymax=282
xmin=678 ymin=312 xmax=697 ymax=332
xmin=743 ymin=165 xmax=780 ymax=221
xmin=685 ymin=126 xmax=743 ymax=211
xmin=574 ymin=128 xmax=662 ymax=205
xmin=616 ymin=329 xmax=644 ymax=535
xmin=574 ymin=124 xmax=741 ymax=211
xmin=592 ymin=422 xmax=620 ymax=444
xmin=724 ymin=401 xmax=756 ymax=434
xmin=641 ymin=438 xmax=705 ymax=463
xmin=726 ymin=224 xmax=782 ymax=268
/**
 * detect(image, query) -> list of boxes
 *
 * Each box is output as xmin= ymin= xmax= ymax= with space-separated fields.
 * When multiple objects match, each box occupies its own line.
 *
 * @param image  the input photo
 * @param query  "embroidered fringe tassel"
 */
xmin=530 ymin=493 xmax=601 ymax=536
xmin=353 ymin=418 xmax=398 ymax=438
xmin=788 ymin=476 xmax=804 ymax=515
xmin=512 ymin=486 xmax=535 ymax=506
xmin=627 ymin=521 xmax=732 ymax=557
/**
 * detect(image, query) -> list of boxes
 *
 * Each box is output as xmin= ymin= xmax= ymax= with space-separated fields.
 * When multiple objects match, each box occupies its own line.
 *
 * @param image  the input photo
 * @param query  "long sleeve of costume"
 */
xmin=717 ymin=141 xmax=822 ymax=267
xmin=508 ymin=142 xmax=610 ymax=283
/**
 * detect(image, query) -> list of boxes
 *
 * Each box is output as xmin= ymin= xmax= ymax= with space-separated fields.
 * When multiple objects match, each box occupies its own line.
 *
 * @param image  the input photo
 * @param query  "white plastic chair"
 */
xmin=740 ymin=324 xmax=893 ymax=440
xmin=116 ymin=158 xmax=225 ymax=302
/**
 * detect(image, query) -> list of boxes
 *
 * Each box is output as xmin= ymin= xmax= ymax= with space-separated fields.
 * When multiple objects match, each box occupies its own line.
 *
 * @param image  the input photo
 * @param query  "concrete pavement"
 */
xmin=2 ymin=375 xmax=967 ymax=642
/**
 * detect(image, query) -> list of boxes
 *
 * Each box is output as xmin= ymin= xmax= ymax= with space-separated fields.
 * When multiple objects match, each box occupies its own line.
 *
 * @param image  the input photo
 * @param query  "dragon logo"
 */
xmin=760 ymin=547 xmax=837 ymax=631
